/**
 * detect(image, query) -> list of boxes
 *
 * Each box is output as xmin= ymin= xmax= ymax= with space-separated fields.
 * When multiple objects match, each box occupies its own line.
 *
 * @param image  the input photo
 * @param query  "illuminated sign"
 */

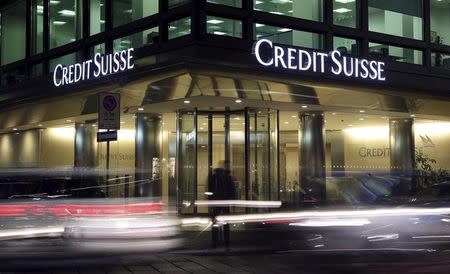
xmin=253 ymin=39 xmax=386 ymax=81
xmin=53 ymin=48 xmax=135 ymax=87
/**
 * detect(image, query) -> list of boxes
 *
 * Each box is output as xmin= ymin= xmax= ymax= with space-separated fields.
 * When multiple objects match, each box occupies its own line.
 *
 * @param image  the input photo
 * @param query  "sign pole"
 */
xmin=106 ymin=129 xmax=110 ymax=194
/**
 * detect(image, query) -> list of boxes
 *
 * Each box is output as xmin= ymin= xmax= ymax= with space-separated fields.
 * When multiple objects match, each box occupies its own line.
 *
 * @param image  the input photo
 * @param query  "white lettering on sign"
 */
xmin=253 ymin=39 xmax=386 ymax=81
xmin=53 ymin=48 xmax=135 ymax=87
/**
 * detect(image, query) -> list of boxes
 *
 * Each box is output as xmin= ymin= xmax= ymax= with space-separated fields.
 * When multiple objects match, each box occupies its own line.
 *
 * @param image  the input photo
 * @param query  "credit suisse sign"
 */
xmin=53 ymin=48 xmax=135 ymax=87
xmin=253 ymin=39 xmax=386 ymax=81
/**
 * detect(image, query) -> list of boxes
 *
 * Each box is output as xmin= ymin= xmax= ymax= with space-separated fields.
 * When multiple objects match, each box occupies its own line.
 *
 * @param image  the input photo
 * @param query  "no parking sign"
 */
xmin=98 ymin=92 xmax=120 ymax=130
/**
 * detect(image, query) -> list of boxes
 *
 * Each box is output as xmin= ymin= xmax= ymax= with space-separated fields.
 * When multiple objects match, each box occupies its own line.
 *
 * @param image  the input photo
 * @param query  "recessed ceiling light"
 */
xmin=200 ymin=127 xmax=204 ymax=130
xmin=255 ymin=23 xmax=265 ymax=28
xmin=333 ymin=8 xmax=352 ymax=13
xmin=120 ymin=121 xmax=125 ymax=124
xmin=301 ymin=105 xmax=308 ymax=109
xmin=255 ymin=0 xmax=263 ymax=4
xmin=13 ymin=128 xmax=17 ymax=131
xmin=53 ymin=21 xmax=67 ymax=25
xmin=291 ymin=115 xmax=297 ymax=118
xmin=410 ymin=114 xmax=416 ymax=117
xmin=348 ymin=124 xmax=353 ymax=127
xmin=184 ymin=100 xmax=191 ymax=104
xmin=207 ymin=19 xmax=224 ymax=24
xmin=335 ymin=0 xmax=355 ymax=3
xmin=66 ymin=119 xmax=72 ymax=122
xmin=235 ymin=99 xmax=242 ymax=103
xmin=138 ymin=107 xmax=144 ymax=111
xmin=284 ymin=121 xmax=289 ymax=124
xmin=359 ymin=110 xmax=365 ymax=113
xmin=277 ymin=28 xmax=292 ymax=32
xmin=332 ymin=112 xmax=337 ymax=115
xmin=58 ymin=10 xmax=76 ymax=16
xmin=213 ymin=31 xmax=227 ymax=35
xmin=49 ymin=0 xmax=60 ymax=4
xmin=38 ymin=124 xmax=43 ymax=127
xmin=359 ymin=118 xmax=364 ymax=121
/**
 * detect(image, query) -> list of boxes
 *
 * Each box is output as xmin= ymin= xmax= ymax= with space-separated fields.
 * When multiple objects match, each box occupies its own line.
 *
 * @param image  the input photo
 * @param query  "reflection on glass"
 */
xmin=90 ymin=0 xmax=105 ymax=35
xmin=89 ymin=43 xmax=105 ymax=57
xmin=254 ymin=24 xmax=323 ymax=49
xmin=207 ymin=0 xmax=242 ymax=8
xmin=333 ymin=0 xmax=357 ymax=28
xmin=32 ymin=0 xmax=44 ymax=54
xmin=254 ymin=0 xmax=323 ymax=22
xmin=368 ymin=0 xmax=423 ymax=40
xmin=369 ymin=42 xmax=422 ymax=65
xmin=334 ymin=36 xmax=358 ymax=55
xmin=168 ymin=17 xmax=191 ymax=39
xmin=49 ymin=0 xmax=83 ymax=49
xmin=207 ymin=16 xmax=242 ymax=38
xmin=113 ymin=27 xmax=159 ymax=52
xmin=1 ymin=0 xmax=26 ymax=65
xmin=230 ymin=113 xmax=246 ymax=202
xmin=431 ymin=1 xmax=450 ymax=45
xmin=113 ymin=0 xmax=158 ymax=27
xmin=432 ymin=52 xmax=450 ymax=70
xmin=179 ymin=112 xmax=196 ymax=214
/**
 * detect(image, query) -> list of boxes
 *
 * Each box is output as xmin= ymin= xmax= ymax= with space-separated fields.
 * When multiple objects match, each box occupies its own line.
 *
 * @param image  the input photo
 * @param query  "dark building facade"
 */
xmin=0 ymin=0 xmax=449 ymax=213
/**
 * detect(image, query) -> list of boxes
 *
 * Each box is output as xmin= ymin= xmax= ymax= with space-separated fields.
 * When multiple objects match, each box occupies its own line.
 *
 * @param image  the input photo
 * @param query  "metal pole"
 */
xmin=106 ymin=129 xmax=110 ymax=195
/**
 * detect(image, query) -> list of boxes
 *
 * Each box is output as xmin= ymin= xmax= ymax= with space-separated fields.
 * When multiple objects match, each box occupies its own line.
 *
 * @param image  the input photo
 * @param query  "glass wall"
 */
xmin=368 ymin=0 xmax=423 ymax=40
xmin=207 ymin=16 xmax=242 ymax=38
xmin=207 ymin=0 xmax=242 ymax=8
xmin=1 ymin=0 xmax=26 ymax=65
xmin=432 ymin=52 xmax=450 ymax=70
xmin=333 ymin=0 xmax=358 ymax=28
xmin=254 ymin=0 xmax=323 ymax=22
xmin=49 ymin=0 xmax=83 ymax=49
xmin=49 ymin=52 xmax=81 ymax=72
xmin=90 ymin=0 xmax=105 ymax=35
xmin=254 ymin=24 xmax=324 ymax=49
xmin=334 ymin=36 xmax=358 ymax=55
xmin=369 ymin=42 xmax=423 ymax=65
xmin=32 ymin=0 xmax=44 ymax=55
xmin=168 ymin=17 xmax=191 ymax=39
xmin=113 ymin=27 xmax=159 ymax=52
xmin=431 ymin=0 xmax=450 ymax=46
xmin=113 ymin=0 xmax=158 ymax=27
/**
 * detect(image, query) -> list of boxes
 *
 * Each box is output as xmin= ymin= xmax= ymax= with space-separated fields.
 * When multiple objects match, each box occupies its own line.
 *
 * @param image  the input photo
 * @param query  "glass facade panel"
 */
xmin=32 ymin=0 xmax=44 ymax=55
xmin=207 ymin=0 xmax=242 ymax=8
xmin=113 ymin=27 xmax=159 ymax=52
xmin=31 ymin=63 xmax=44 ymax=78
xmin=1 ymin=0 xmax=26 ymax=65
xmin=369 ymin=42 xmax=423 ymax=65
xmin=49 ymin=0 xmax=83 ymax=49
xmin=368 ymin=0 xmax=423 ymax=40
xmin=168 ymin=17 xmax=191 ymax=39
xmin=89 ymin=43 xmax=106 ymax=57
xmin=207 ymin=16 xmax=242 ymax=38
xmin=113 ymin=0 xmax=158 ymax=27
xmin=333 ymin=0 xmax=358 ymax=28
xmin=432 ymin=52 xmax=450 ymax=70
xmin=334 ymin=36 xmax=358 ymax=55
xmin=168 ymin=0 xmax=190 ymax=8
xmin=431 ymin=1 xmax=450 ymax=45
xmin=254 ymin=24 xmax=324 ymax=49
xmin=49 ymin=52 xmax=81 ymax=72
xmin=254 ymin=0 xmax=323 ymax=22
xmin=90 ymin=0 xmax=105 ymax=35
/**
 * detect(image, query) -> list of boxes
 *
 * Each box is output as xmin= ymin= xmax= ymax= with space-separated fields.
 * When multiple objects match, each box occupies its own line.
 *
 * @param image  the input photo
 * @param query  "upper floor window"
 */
xmin=431 ymin=0 xmax=450 ymax=46
xmin=254 ymin=0 xmax=323 ymax=22
xmin=90 ymin=0 xmax=105 ymax=35
xmin=207 ymin=0 xmax=242 ymax=8
xmin=207 ymin=16 xmax=243 ymax=38
xmin=49 ymin=0 xmax=83 ymax=49
xmin=32 ymin=0 xmax=44 ymax=55
xmin=1 ymin=0 xmax=26 ymax=65
xmin=333 ymin=0 xmax=358 ymax=28
xmin=368 ymin=0 xmax=423 ymax=40
xmin=113 ymin=0 xmax=158 ymax=27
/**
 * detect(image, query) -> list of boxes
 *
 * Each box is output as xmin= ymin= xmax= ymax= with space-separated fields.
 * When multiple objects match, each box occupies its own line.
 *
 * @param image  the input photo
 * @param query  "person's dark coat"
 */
xmin=208 ymin=168 xmax=236 ymax=200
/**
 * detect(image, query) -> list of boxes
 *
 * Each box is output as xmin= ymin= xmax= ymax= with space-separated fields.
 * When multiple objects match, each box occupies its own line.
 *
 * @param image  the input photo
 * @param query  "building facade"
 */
xmin=0 ymin=0 xmax=449 ymax=212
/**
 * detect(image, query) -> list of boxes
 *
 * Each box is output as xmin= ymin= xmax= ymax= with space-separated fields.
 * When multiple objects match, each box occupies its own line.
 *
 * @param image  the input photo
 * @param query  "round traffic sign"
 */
xmin=103 ymin=95 xmax=117 ymax=111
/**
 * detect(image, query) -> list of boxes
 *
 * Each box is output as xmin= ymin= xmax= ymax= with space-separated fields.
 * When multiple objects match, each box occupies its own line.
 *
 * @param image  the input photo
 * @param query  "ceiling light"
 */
xmin=235 ymin=99 xmax=242 ymax=103
xmin=270 ymin=11 xmax=284 ymax=15
xmin=332 ymin=112 xmax=337 ymax=115
xmin=58 ymin=10 xmax=76 ymax=16
xmin=348 ymin=124 xmax=353 ymax=127
xmin=138 ymin=107 xmax=144 ymax=111
xmin=184 ymin=100 xmax=191 ymax=104
xmin=333 ymin=8 xmax=352 ymax=13
xmin=291 ymin=115 xmax=297 ymax=118
xmin=359 ymin=118 xmax=364 ymax=121
xmin=301 ymin=105 xmax=308 ymax=109
xmin=53 ymin=21 xmax=67 ymax=25
xmin=49 ymin=0 xmax=60 ymax=4
xmin=335 ymin=0 xmax=355 ymax=3
xmin=124 ymin=9 xmax=132 ymax=14
xmin=13 ymin=128 xmax=17 ymax=131
xmin=255 ymin=0 xmax=263 ymax=4
xmin=284 ymin=121 xmax=289 ymax=124
xmin=200 ymin=127 xmax=204 ymax=130
xmin=359 ymin=110 xmax=365 ymax=113
xmin=213 ymin=31 xmax=227 ymax=35
xmin=100 ymin=20 xmax=105 ymax=24
xmin=255 ymin=23 xmax=265 ymax=28
xmin=38 ymin=124 xmax=43 ymax=127
xmin=207 ymin=19 xmax=224 ymax=24
xmin=66 ymin=119 xmax=72 ymax=122
xmin=410 ymin=114 xmax=416 ymax=117
xmin=277 ymin=28 xmax=292 ymax=32
xmin=120 ymin=121 xmax=125 ymax=124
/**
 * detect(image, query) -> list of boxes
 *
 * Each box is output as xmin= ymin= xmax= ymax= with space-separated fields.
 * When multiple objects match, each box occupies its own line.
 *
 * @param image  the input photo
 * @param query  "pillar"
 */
xmin=299 ymin=112 xmax=326 ymax=202
xmin=135 ymin=113 xmax=161 ymax=197
xmin=390 ymin=118 xmax=415 ymax=195
xmin=74 ymin=121 xmax=98 ymax=168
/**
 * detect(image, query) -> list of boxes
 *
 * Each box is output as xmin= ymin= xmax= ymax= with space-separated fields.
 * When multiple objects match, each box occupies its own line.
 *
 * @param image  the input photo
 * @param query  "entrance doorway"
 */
xmin=177 ymin=109 xmax=279 ymax=214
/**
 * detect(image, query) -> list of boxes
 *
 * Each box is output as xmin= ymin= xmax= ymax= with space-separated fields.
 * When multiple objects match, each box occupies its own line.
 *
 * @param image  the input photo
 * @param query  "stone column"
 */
xmin=299 ymin=112 xmax=326 ymax=202
xmin=74 ymin=121 xmax=98 ymax=168
xmin=135 ymin=113 xmax=161 ymax=197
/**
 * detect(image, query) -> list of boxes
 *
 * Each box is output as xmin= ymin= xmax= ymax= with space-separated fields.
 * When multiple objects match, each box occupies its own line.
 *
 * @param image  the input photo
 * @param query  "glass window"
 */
xmin=49 ymin=52 xmax=81 ymax=72
xmin=369 ymin=42 xmax=423 ymax=65
xmin=334 ymin=36 xmax=358 ymax=55
xmin=1 ymin=0 xmax=26 ymax=65
xmin=32 ymin=0 xmax=44 ymax=55
xmin=207 ymin=16 xmax=242 ymax=38
xmin=49 ymin=0 xmax=83 ymax=49
xmin=254 ymin=0 xmax=323 ymax=22
xmin=168 ymin=17 xmax=191 ymax=39
xmin=168 ymin=0 xmax=190 ymax=8
xmin=113 ymin=0 xmax=158 ymax=27
xmin=333 ymin=0 xmax=358 ymax=28
xmin=31 ymin=63 xmax=44 ymax=78
xmin=207 ymin=0 xmax=242 ymax=8
xmin=254 ymin=23 xmax=324 ymax=50
xmin=90 ymin=0 xmax=105 ymax=35
xmin=431 ymin=1 xmax=450 ymax=46
xmin=89 ymin=43 xmax=106 ymax=57
xmin=368 ymin=0 xmax=423 ymax=40
xmin=431 ymin=52 xmax=450 ymax=70
xmin=113 ymin=27 xmax=159 ymax=52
